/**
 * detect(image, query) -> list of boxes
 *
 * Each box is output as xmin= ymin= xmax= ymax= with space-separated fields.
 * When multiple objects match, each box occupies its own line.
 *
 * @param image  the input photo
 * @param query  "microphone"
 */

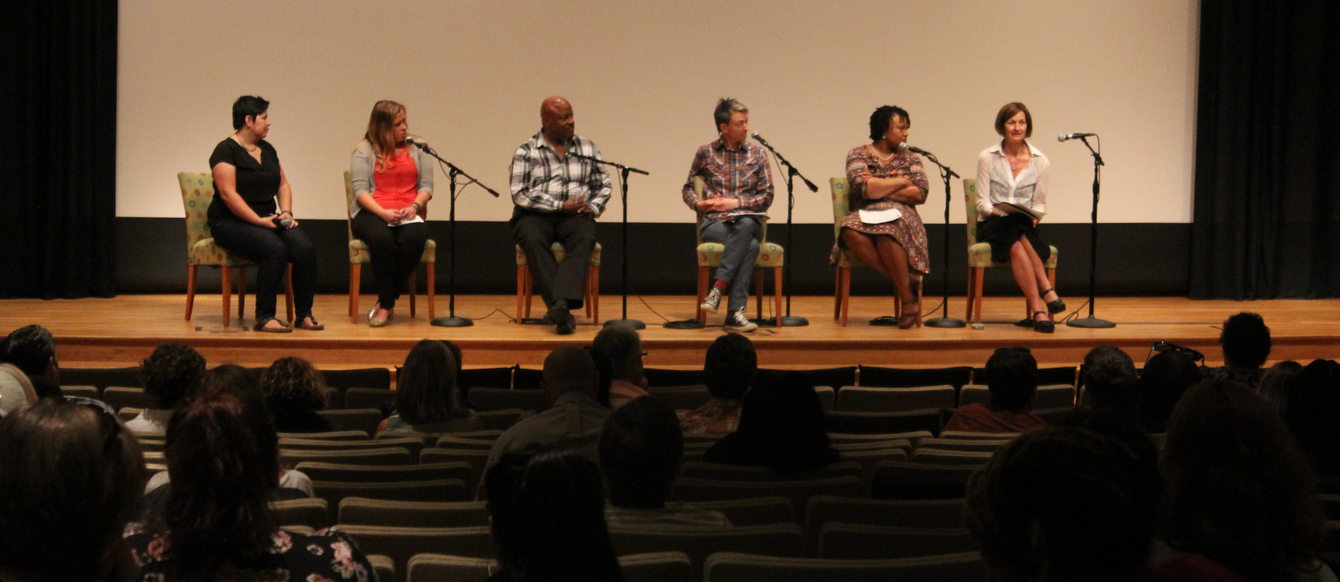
xmin=1057 ymin=132 xmax=1097 ymax=142
xmin=405 ymin=136 xmax=435 ymax=152
xmin=750 ymin=131 xmax=772 ymax=148
xmin=897 ymin=142 xmax=934 ymax=157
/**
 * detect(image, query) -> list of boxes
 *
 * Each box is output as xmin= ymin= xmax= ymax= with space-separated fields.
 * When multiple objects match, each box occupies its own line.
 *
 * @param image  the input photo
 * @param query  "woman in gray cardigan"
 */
xmin=350 ymin=100 xmax=434 ymax=327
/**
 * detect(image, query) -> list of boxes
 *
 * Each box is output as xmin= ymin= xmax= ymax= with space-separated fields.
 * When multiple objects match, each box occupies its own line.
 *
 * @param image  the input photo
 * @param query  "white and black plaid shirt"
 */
xmin=509 ymin=131 xmax=612 ymax=216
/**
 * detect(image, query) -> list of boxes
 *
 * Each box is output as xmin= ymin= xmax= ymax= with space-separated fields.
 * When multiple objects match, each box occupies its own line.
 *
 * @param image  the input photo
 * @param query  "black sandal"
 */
xmin=1041 ymin=288 xmax=1066 ymax=314
xmin=1032 ymin=311 xmax=1055 ymax=334
xmin=254 ymin=318 xmax=293 ymax=333
xmin=296 ymin=315 xmax=324 ymax=331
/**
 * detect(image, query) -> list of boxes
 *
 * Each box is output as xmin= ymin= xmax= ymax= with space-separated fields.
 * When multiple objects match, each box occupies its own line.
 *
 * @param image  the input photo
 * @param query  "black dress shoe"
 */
xmin=556 ymin=311 xmax=576 ymax=335
xmin=1041 ymin=288 xmax=1066 ymax=314
xmin=1032 ymin=311 xmax=1055 ymax=334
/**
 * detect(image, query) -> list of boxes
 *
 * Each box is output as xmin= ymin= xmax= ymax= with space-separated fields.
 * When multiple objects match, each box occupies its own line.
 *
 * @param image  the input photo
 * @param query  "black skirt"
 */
xmin=975 ymin=213 xmax=1051 ymax=264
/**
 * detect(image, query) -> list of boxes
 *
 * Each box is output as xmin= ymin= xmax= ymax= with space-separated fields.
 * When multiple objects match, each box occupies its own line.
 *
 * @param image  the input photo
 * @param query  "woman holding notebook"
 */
xmin=975 ymin=101 xmax=1065 ymax=333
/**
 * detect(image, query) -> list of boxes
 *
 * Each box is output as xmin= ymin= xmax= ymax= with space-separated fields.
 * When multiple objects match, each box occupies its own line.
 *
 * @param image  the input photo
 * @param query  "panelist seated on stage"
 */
xmin=833 ymin=105 xmax=930 ymax=330
xmin=683 ymin=97 xmax=774 ymax=333
xmin=509 ymin=96 xmax=611 ymax=335
xmin=975 ymin=101 xmax=1065 ymax=333
xmin=350 ymin=100 xmax=434 ymax=328
xmin=208 ymin=95 xmax=321 ymax=333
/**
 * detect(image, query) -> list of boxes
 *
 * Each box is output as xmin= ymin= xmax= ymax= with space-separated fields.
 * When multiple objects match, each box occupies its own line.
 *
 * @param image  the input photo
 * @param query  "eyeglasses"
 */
xmin=1146 ymin=341 xmax=1205 ymax=367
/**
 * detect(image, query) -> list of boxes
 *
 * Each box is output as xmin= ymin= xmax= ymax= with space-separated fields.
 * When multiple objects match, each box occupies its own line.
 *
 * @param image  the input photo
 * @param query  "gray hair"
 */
xmin=714 ymin=98 xmax=748 ymax=129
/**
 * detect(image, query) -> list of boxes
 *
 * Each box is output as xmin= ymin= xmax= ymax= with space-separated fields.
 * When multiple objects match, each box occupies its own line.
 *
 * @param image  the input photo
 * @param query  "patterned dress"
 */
xmin=832 ymin=145 xmax=931 ymax=275
xmin=125 ymin=524 xmax=374 ymax=581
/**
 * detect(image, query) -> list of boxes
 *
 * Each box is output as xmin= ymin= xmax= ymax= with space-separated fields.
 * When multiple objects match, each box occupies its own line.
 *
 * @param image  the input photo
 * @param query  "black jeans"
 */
xmin=209 ymin=217 xmax=316 ymax=321
xmin=351 ymin=211 xmax=429 ymax=310
xmin=510 ymin=207 xmax=595 ymax=310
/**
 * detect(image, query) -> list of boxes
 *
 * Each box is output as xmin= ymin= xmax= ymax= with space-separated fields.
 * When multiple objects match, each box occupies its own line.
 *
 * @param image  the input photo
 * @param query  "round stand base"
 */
xmin=431 ymin=316 xmax=473 ymax=327
xmin=1067 ymin=316 xmax=1116 ymax=329
xmin=603 ymin=318 xmax=646 ymax=330
xmin=924 ymin=317 xmax=966 ymax=328
xmin=664 ymin=320 xmax=705 ymax=330
xmin=869 ymin=315 xmax=900 ymax=326
xmin=755 ymin=315 xmax=810 ymax=327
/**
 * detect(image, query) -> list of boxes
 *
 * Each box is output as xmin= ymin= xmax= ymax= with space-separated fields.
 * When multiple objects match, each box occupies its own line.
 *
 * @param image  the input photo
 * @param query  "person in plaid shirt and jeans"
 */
xmin=509 ymin=96 xmax=612 ymax=335
xmin=682 ymin=98 xmax=774 ymax=332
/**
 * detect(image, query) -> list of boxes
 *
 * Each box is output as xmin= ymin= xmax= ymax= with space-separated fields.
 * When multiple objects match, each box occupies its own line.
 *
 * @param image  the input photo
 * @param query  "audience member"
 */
xmin=1080 ymin=345 xmax=1139 ymax=421
xmin=0 ymin=398 xmax=145 ymax=582
xmin=484 ymin=450 xmax=625 ymax=582
xmin=0 ymin=363 xmax=37 ymax=418
xmin=1135 ymin=348 xmax=1203 ymax=434
xmin=126 ymin=343 xmax=205 ymax=433
xmin=703 ymin=370 xmax=838 ymax=472
xmin=1281 ymin=359 xmax=1340 ymax=480
xmin=380 ymin=339 xmax=482 ymax=435
xmin=1257 ymin=359 xmax=1303 ymax=416
xmin=260 ymin=356 xmax=334 ymax=433
xmin=1155 ymin=379 xmax=1332 ymax=581
xmin=2 ymin=324 xmax=63 ymax=399
xmin=590 ymin=325 xmax=650 ymax=409
xmin=486 ymin=346 xmax=611 ymax=471
xmin=965 ymin=424 xmax=1160 ymax=582
xmin=944 ymin=347 xmax=1046 ymax=433
xmin=600 ymin=396 xmax=730 ymax=527
xmin=126 ymin=377 xmax=372 ymax=580
xmin=1210 ymin=312 xmax=1271 ymax=388
xmin=679 ymin=333 xmax=756 ymax=435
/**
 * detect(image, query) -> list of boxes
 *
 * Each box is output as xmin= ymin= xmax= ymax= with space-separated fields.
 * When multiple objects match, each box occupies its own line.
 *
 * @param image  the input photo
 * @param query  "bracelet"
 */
xmin=410 ymin=202 xmax=422 ymax=211
xmin=279 ymin=210 xmax=292 ymax=217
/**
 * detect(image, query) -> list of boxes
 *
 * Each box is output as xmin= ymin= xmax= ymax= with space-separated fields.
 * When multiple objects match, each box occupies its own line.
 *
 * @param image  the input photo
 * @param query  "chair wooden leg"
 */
xmin=408 ymin=271 xmax=418 ymax=318
xmin=773 ymin=266 xmax=783 ymax=325
xmin=754 ymin=267 xmax=764 ymax=321
xmin=914 ymin=275 xmax=924 ymax=327
xmin=221 ymin=266 xmax=233 ymax=327
xmin=426 ymin=263 xmax=436 ymax=320
xmin=696 ymin=267 xmax=709 ymax=324
xmin=839 ymin=267 xmax=851 ymax=327
xmin=834 ymin=268 xmax=842 ymax=321
xmin=185 ymin=265 xmax=197 ymax=320
xmin=516 ymin=266 xmax=528 ymax=322
xmin=236 ymin=267 xmax=247 ymax=322
xmin=283 ymin=265 xmax=294 ymax=323
xmin=971 ymin=267 xmax=986 ymax=323
xmin=965 ymin=267 xmax=976 ymax=321
xmin=349 ymin=263 xmax=361 ymax=323
xmin=587 ymin=265 xmax=598 ymax=322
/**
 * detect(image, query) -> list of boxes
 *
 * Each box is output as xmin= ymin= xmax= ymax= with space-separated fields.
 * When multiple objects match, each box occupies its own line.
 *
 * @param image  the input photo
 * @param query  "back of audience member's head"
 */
xmin=1220 ymin=312 xmax=1271 ymax=369
xmin=0 ymin=398 xmax=144 ymax=582
xmin=1257 ymin=360 xmax=1303 ymax=416
xmin=543 ymin=346 xmax=599 ymax=402
xmin=259 ymin=356 xmax=327 ymax=414
xmin=1161 ymin=379 xmax=1325 ymax=581
xmin=140 ymin=343 xmax=206 ymax=411
xmin=704 ymin=333 xmax=757 ymax=400
xmin=599 ymin=396 xmax=683 ymax=509
xmin=397 ymin=339 xmax=462 ymax=424
xmin=590 ymin=325 xmax=644 ymax=404
xmin=966 ymin=423 xmax=1159 ymax=582
xmin=986 ymin=347 xmax=1038 ymax=413
xmin=1281 ymin=359 xmax=1340 ymax=478
xmin=161 ymin=367 xmax=279 ymax=579
xmin=1135 ymin=349 xmax=1203 ymax=433
xmin=1081 ymin=345 xmax=1138 ymax=419
xmin=485 ymin=450 xmax=624 ymax=582
xmin=3 ymin=324 xmax=56 ymax=380
xmin=735 ymin=370 xmax=834 ymax=472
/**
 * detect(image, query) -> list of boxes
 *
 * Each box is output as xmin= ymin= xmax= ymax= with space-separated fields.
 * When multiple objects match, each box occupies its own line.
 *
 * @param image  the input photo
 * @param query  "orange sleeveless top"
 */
xmin=372 ymin=148 xmax=418 ymax=211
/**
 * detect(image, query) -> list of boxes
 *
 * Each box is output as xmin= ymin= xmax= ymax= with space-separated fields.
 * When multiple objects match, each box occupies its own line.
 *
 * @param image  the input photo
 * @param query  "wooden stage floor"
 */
xmin=4 ymin=294 xmax=1337 ymax=371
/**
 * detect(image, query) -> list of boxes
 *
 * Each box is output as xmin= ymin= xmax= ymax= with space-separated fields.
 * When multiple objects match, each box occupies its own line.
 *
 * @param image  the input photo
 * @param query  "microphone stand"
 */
xmin=409 ymin=141 xmax=502 ymax=328
xmin=569 ymin=151 xmax=649 ymax=330
xmin=753 ymin=135 xmax=818 ymax=327
xmin=916 ymin=150 xmax=966 ymax=328
xmin=1066 ymin=136 xmax=1115 ymax=328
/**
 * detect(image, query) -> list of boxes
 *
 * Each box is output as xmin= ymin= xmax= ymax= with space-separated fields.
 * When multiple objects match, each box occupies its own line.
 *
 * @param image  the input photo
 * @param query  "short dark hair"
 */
xmin=141 ymin=343 xmax=206 ymax=410
xmin=231 ymin=95 xmax=270 ymax=130
xmin=543 ymin=346 xmax=598 ymax=399
xmin=599 ymin=397 xmax=683 ymax=509
xmin=397 ymin=340 xmax=461 ymax=425
xmin=3 ymin=325 xmax=55 ymax=378
xmin=1081 ymin=345 xmax=1138 ymax=416
xmin=714 ymin=98 xmax=748 ymax=129
xmin=1135 ymin=350 xmax=1203 ymax=433
xmin=591 ymin=326 xmax=641 ymax=382
xmin=993 ymin=102 xmax=1034 ymax=138
xmin=868 ymin=105 xmax=910 ymax=142
xmin=1220 ymin=312 xmax=1271 ymax=369
xmin=704 ymin=333 xmax=757 ymax=399
xmin=259 ymin=356 xmax=327 ymax=413
xmin=986 ymin=347 xmax=1038 ymax=412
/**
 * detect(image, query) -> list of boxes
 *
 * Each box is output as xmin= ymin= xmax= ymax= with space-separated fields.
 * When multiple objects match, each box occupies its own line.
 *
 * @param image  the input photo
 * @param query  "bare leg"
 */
xmin=1017 ymin=240 xmax=1060 ymax=304
xmin=841 ymin=229 xmax=892 ymax=278
xmin=1009 ymin=238 xmax=1046 ymax=315
xmin=874 ymin=237 xmax=914 ymax=304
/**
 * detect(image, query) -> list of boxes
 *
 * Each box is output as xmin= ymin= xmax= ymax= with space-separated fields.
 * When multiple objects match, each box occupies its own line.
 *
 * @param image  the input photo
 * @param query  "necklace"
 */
xmin=232 ymin=134 xmax=258 ymax=152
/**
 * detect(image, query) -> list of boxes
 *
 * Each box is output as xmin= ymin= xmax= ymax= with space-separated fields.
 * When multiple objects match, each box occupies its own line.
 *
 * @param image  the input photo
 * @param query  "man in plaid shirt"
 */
xmin=510 ymin=96 xmax=612 ymax=334
xmin=682 ymin=98 xmax=774 ymax=332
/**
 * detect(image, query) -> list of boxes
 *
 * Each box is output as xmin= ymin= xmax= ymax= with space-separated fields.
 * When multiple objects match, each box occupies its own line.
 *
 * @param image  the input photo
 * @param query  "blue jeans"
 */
xmin=699 ymin=216 xmax=762 ymax=313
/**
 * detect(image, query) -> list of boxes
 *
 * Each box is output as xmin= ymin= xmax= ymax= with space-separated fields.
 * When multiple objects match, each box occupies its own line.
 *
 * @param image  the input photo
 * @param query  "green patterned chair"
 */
xmin=178 ymin=172 xmax=292 ymax=327
xmin=962 ymin=178 xmax=1057 ymax=323
xmin=515 ymin=242 xmax=601 ymax=323
xmin=344 ymin=171 xmax=437 ymax=323
xmin=829 ymin=177 xmax=920 ymax=327
xmin=693 ymin=176 xmax=784 ymax=324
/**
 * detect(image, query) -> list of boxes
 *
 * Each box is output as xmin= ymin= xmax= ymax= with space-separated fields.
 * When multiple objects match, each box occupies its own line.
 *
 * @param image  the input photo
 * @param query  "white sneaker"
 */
xmin=724 ymin=308 xmax=757 ymax=332
xmin=700 ymin=287 xmax=723 ymax=313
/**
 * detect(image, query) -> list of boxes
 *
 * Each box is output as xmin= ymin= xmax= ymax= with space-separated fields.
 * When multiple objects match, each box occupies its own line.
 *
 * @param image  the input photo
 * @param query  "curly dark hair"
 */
xmin=3 ymin=324 xmax=55 ymax=378
xmin=259 ymin=357 xmax=327 ymax=413
xmin=1220 ymin=312 xmax=1271 ymax=369
xmin=141 ymin=343 xmax=205 ymax=410
xmin=704 ymin=333 xmax=757 ymax=400
xmin=868 ymin=105 xmax=910 ymax=142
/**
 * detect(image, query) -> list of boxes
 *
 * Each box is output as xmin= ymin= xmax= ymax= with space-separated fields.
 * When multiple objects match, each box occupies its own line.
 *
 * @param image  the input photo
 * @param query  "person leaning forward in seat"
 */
xmin=509 ymin=96 xmax=612 ymax=335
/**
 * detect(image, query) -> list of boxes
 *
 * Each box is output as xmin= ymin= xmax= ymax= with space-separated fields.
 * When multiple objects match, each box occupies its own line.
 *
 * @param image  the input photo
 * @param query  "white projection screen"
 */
xmin=118 ymin=0 xmax=1198 ymax=225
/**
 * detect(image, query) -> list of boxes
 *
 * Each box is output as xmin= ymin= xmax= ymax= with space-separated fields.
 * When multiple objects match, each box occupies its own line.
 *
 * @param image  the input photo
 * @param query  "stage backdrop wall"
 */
xmin=115 ymin=0 xmax=1200 ymax=299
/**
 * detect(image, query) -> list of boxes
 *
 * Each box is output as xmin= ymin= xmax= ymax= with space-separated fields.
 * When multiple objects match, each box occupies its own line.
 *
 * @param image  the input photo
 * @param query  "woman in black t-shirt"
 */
xmin=208 ymin=96 xmax=321 ymax=333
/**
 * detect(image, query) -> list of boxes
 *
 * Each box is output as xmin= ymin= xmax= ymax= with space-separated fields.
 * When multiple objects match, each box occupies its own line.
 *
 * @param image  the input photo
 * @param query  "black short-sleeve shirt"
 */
xmin=208 ymin=138 xmax=281 ymax=224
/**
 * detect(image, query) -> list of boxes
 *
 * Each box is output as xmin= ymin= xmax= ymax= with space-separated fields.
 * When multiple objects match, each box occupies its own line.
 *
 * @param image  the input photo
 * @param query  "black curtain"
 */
xmin=1190 ymin=0 xmax=1340 ymax=299
xmin=1 ymin=0 xmax=118 ymax=298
